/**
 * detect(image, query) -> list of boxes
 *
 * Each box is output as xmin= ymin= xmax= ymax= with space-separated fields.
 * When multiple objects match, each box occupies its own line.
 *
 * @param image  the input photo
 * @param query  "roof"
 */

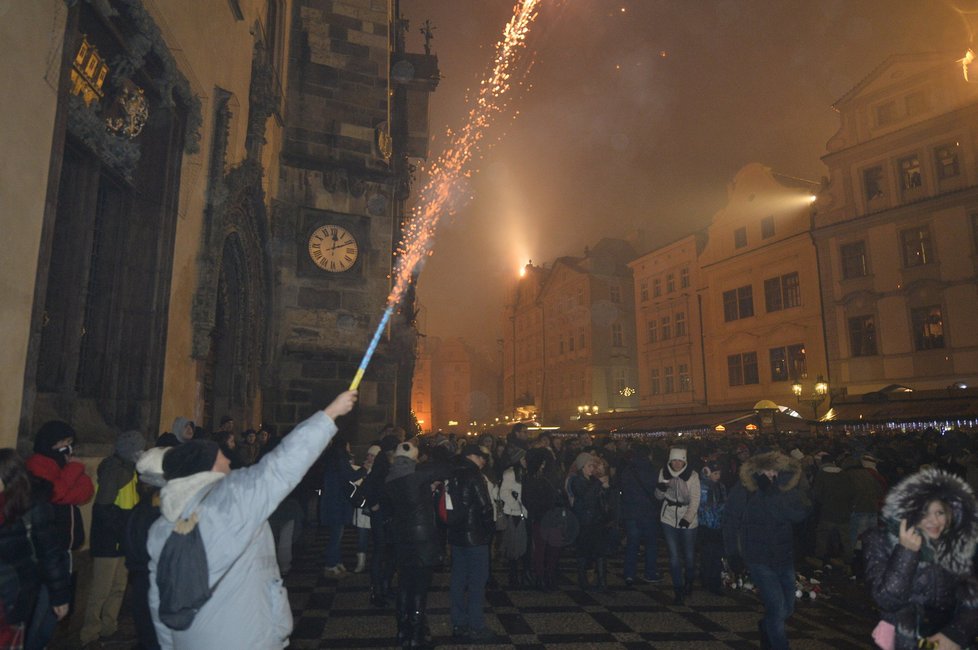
xmin=822 ymin=387 xmax=978 ymax=426
xmin=831 ymin=52 xmax=956 ymax=108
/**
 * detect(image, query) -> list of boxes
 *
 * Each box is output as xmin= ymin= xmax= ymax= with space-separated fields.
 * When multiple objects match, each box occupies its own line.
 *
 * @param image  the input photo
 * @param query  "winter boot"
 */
xmin=595 ymin=558 xmax=607 ymax=592
xmin=354 ymin=552 xmax=367 ymax=573
xmin=396 ymin=590 xmax=410 ymax=646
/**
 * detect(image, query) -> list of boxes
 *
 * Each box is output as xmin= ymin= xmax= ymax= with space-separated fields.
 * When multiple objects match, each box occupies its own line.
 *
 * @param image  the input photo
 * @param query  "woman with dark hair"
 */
xmin=864 ymin=468 xmax=978 ymax=650
xmin=0 ymin=449 xmax=70 ymax=649
xmin=23 ymin=421 xmax=93 ymax=648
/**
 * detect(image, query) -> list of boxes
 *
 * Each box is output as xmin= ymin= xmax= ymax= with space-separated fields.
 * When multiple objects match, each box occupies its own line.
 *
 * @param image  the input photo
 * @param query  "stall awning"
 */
xmin=821 ymin=388 xmax=978 ymax=426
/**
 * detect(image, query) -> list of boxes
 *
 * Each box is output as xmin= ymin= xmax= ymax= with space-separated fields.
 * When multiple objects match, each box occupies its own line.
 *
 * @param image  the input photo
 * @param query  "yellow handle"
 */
xmin=349 ymin=368 xmax=366 ymax=391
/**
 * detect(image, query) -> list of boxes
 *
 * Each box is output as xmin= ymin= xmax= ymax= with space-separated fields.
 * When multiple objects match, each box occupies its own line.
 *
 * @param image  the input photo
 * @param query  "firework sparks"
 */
xmin=350 ymin=0 xmax=543 ymax=390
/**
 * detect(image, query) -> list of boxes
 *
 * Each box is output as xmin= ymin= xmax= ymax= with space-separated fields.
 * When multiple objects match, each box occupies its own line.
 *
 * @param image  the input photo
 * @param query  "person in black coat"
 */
xmin=383 ymin=441 xmax=450 ymax=650
xmin=446 ymin=445 xmax=496 ymax=643
xmin=723 ymin=451 xmax=810 ymax=650
xmin=863 ymin=468 xmax=978 ymax=650
xmin=619 ymin=444 xmax=663 ymax=585
xmin=319 ymin=437 xmax=365 ymax=575
xmin=361 ymin=435 xmax=398 ymax=607
xmin=0 ymin=449 xmax=70 ymax=646
xmin=521 ymin=448 xmax=561 ymax=590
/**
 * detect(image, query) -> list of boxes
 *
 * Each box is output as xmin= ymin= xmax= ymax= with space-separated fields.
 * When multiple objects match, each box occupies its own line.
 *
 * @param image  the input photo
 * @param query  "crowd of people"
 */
xmin=1 ymin=402 xmax=977 ymax=650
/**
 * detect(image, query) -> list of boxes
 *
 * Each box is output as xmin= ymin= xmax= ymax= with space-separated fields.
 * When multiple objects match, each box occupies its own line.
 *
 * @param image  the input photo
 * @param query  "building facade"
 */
xmin=2 ymin=0 xmax=435 ymax=451
xmin=815 ymin=52 xmax=978 ymax=396
xmin=629 ymin=234 xmax=706 ymax=410
xmin=698 ymin=164 xmax=828 ymax=414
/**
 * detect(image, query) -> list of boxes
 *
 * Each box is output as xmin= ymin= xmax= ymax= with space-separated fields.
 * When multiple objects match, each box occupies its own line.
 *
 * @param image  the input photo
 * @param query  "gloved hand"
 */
xmin=727 ymin=555 xmax=745 ymax=574
xmin=678 ymin=519 xmax=690 ymax=529
xmin=657 ymin=481 xmax=670 ymax=492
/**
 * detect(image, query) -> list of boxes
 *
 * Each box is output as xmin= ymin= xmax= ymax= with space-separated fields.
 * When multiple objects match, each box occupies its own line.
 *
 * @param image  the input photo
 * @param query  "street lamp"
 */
xmin=792 ymin=375 xmax=829 ymax=420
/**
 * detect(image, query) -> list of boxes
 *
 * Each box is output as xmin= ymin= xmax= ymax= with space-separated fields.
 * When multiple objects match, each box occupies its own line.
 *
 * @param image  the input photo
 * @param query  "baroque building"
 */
xmin=1 ymin=0 xmax=436 ymax=451
xmin=697 ymin=164 xmax=828 ymax=414
xmin=815 ymin=52 xmax=978 ymax=396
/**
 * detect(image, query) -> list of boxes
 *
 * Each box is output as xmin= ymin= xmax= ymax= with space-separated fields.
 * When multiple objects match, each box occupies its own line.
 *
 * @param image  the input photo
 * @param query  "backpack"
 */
xmin=156 ymin=483 xmax=239 ymax=630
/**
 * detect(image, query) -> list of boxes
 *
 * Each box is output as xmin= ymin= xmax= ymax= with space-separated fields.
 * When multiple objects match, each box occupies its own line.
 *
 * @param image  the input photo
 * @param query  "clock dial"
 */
xmin=308 ymin=225 xmax=359 ymax=272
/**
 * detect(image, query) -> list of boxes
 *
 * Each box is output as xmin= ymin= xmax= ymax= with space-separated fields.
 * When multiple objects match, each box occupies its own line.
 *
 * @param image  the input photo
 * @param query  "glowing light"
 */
xmin=807 ymin=194 xmax=817 ymax=204
xmin=519 ymin=266 xmax=526 ymax=277
xmin=351 ymin=0 xmax=542 ymax=388
xmin=962 ymin=49 xmax=977 ymax=82
xmin=659 ymin=50 xmax=668 ymax=58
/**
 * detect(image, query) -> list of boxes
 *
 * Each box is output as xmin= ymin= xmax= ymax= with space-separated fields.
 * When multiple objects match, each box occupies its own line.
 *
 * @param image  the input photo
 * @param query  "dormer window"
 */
xmin=899 ymin=154 xmax=922 ymax=191
xmin=876 ymin=101 xmax=896 ymax=126
xmin=864 ymin=166 xmax=884 ymax=201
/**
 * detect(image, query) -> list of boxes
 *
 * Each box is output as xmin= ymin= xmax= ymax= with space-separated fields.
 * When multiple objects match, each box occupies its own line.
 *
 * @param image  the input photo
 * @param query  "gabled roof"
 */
xmin=831 ymin=52 xmax=957 ymax=109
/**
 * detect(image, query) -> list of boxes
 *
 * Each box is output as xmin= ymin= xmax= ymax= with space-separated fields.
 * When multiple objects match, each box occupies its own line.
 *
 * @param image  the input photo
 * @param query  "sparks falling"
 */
xmin=349 ymin=0 xmax=543 ymax=390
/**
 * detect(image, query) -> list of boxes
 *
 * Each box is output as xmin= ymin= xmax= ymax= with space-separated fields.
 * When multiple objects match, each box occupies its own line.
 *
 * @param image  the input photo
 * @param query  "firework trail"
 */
xmin=349 ymin=0 xmax=543 ymax=391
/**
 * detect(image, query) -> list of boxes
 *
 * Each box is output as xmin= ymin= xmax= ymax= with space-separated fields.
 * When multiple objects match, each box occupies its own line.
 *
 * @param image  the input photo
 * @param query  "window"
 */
xmin=664 ymin=366 xmax=674 ymax=394
xmin=611 ymin=323 xmax=623 ymax=347
xmin=579 ymin=327 xmax=586 ymax=349
xmin=899 ymin=154 xmax=922 ymax=190
xmin=640 ymin=280 xmax=648 ymax=302
xmin=650 ymin=369 xmax=660 ymax=395
xmin=610 ymin=285 xmax=621 ymax=303
xmin=911 ymin=306 xmax=944 ymax=350
xmin=568 ymin=332 xmax=575 ymax=352
xmin=901 ymin=225 xmax=933 ymax=267
xmin=905 ymin=91 xmax=926 ymax=116
xmin=675 ymin=311 xmax=686 ymax=337
xmin=723 ymin=285 xmax=754 ymax=322
xmin=680 ymin=266 xmax=690 ymax=289
xmin=864 ymin=166 xmax=884 ymax=200
xmin=764 ymin=272 xmax=800 ymax=312
xmin=653 ymin=278 xmax=661 ymax=298
xmin=848 ymin=315 xmax=877 ymax=357
xmin=666 ymin=273 xmax=675 ymax=292
xmin=761 ymin=215 xmax=775 ymax=239
xmin=935 ymin=144 xmax=960 ymax=180
xmin=876 ymin=101 xmax=896 ymax=126
xmin=734 ymin=227 xmax=747 ymax=249
xmin=769 ymin=344 xmax=807 ymax=382
xmin=728 ymin=352 xmax=759 ymax=386
xmin=647 ymin=320 xmax=657 ymax=343
xmin=678 ymin=364 xmax=690 ymax=392
xmin=840 ymin=241 xmax=868 ymax=279
xmin=614 ymin=368 xmax=627 ymax=394
xmin=559 ymin=337 xmax=564 ymax=355
xmin=661 ymin=315 xmax=671 ymax=340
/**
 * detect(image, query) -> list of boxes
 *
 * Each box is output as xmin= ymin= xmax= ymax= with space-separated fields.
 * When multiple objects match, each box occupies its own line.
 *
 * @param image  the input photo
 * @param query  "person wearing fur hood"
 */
xmin=863 ymin=468 xmax=978 ymax=650
xmin=655 ymin=447 xmax=700 ymax=604
xmin=723 ymin=451 xmax=810 ymax=650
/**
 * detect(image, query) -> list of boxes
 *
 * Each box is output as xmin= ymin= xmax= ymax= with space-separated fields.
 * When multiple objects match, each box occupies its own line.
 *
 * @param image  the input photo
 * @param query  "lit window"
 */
xmin=769 ymin=344 xmax=807 ymax=382
xmin=678 ymin=363 xmax=690 ymax=391
xmin=935 ymin=144 xmax=960 ymax=180
xmin=911 ymin=305 xmax=944 ymax=351
xmin=848 ymin=315 xmax=877 ymax=357
xmin=840 ymin=241 xmax=868 ymax=279
xmin=901 ymin=226 xmax=933 ymax=267
xmin=899 ymin=154 xmax=922 ymax=191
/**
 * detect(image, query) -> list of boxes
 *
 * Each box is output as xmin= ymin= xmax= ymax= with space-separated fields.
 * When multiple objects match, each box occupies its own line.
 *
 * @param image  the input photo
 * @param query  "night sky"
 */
xmin=401 ymin=1 xmax=971 ymax=355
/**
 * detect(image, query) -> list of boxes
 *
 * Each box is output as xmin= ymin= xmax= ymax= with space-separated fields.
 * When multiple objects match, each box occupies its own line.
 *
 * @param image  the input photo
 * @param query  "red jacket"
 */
xmin=25 ymin=455 xmax=93 ymax=506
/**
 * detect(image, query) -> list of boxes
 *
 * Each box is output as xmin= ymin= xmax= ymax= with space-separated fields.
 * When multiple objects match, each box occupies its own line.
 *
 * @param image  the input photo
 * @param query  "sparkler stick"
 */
xmin=349 ymin=305 xmax=394 ymax=391
xmin=349 ymin=0 xmax=542 ymax=390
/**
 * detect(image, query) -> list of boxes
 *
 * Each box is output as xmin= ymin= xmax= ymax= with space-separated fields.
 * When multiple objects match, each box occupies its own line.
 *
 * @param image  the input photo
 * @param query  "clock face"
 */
xmin=308 ymin=225 xmax=359 ymax=272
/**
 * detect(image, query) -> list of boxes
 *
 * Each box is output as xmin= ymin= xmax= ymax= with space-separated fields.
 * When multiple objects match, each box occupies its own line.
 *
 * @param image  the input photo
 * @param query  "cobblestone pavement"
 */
xmin=54 ymin=525 xmax=879 ymax=649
